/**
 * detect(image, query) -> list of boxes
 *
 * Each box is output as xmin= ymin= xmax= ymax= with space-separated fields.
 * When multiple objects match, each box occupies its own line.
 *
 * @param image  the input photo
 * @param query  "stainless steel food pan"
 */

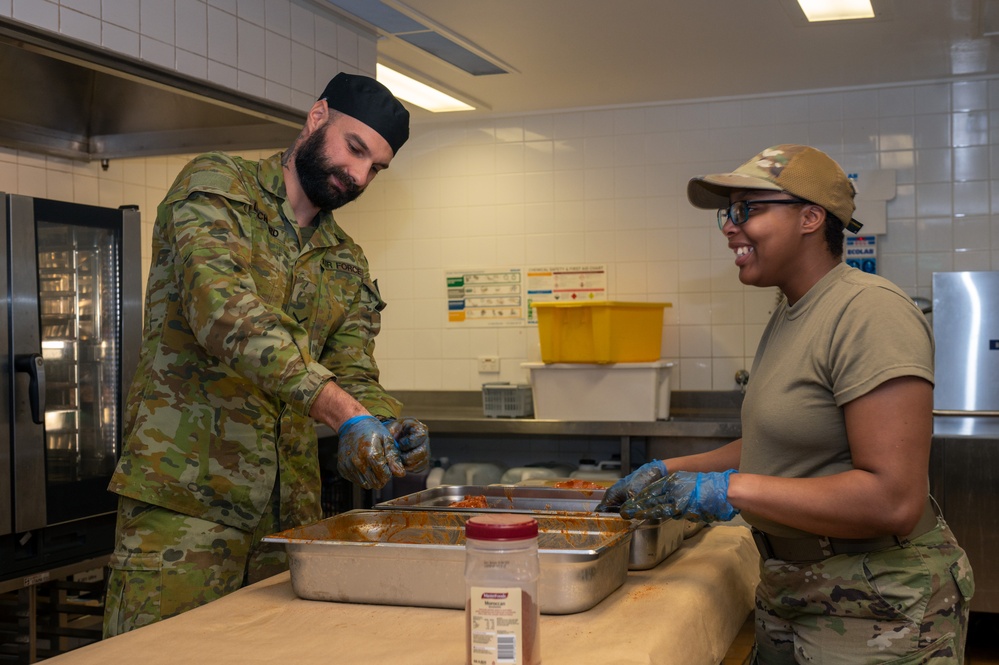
xmin=263 ymin=509 xmax=632 ymax=615
xmin=374 ymin=485 xmax=685 ymax=571
xmin=374 ymin=484 xmax=605 ymax=513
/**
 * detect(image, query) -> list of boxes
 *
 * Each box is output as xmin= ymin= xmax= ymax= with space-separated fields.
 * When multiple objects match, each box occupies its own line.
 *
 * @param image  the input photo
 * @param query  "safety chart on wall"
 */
xmin=445 ymin=264 xmax=607 ymax=327
xmin=525 ymin=264 xmax=608 ymax=324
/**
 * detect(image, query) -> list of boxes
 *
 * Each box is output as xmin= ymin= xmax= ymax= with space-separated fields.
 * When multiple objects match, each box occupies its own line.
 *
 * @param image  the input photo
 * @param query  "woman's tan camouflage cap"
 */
xmin=687 ymin=144 xmax=863 ymax=233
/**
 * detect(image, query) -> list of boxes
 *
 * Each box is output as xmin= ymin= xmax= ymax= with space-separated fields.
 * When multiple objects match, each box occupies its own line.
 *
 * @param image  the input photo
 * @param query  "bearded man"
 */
xmin=102 ymin=73 xmax=429 ymax=637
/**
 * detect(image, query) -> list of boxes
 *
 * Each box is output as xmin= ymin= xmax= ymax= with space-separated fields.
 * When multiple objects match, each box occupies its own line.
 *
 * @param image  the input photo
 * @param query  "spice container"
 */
xmin=465 ymin=514 xmax=541 ymax=665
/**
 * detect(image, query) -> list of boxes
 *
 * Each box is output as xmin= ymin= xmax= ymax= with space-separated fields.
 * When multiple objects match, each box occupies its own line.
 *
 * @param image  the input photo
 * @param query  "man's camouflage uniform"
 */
xmin=103 ymin=151 xmax=401 ymax=636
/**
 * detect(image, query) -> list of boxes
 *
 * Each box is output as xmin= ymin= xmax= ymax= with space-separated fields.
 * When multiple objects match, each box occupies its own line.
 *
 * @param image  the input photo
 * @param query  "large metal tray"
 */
xmin=373 ymin=485 xmax=685 ymax=571
xmin=263 ymin=509 xmax=632 ymax=615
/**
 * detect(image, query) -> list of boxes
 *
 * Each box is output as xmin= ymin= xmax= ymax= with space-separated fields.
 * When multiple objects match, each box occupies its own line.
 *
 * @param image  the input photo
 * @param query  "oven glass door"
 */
xmin=36 ymin=217 xmax=123 ymax=524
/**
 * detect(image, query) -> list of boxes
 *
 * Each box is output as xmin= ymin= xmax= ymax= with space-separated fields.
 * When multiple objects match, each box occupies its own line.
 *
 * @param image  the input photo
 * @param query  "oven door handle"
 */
xmin=15 ymin=353 xmax=46 ymax=425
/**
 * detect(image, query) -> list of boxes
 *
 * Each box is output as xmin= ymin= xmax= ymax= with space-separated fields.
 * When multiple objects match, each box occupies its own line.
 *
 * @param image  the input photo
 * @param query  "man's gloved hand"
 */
xmin=382 ymin=417 xmax=431 ymax=473
xmin=594 ymin=460 xmax=668 ymax=512
xmin=336 ymin=415 xmax=405 ymax=489
xmin=619 ymin=470 xmax=739 ymax=522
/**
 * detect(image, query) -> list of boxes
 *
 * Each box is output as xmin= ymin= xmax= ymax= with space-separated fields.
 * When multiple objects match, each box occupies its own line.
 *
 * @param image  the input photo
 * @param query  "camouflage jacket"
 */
xmin=108 ymin=151 xmax=402 ymax=531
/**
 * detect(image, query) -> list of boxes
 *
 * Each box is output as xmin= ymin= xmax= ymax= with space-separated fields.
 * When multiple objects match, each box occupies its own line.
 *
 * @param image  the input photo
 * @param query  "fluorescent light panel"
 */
xmin=324 ymin=0 xmax=507 ymax=76
xmin=376 ymin=64 xmax=474 ymax=113
xmin=797 ymin=0 xmax=874 ymax=21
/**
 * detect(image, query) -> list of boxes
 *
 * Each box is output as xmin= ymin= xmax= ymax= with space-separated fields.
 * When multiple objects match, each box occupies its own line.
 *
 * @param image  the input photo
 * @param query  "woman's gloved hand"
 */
xmin=619 ymin=470 xmax=739 ymax=522
xmin=336 ymin=415 xmax=406 ymax=489
xmin=594 ymin=460 xmax=669 ymax=512
xmin=382 ymin=417 xmax=431 ymax=473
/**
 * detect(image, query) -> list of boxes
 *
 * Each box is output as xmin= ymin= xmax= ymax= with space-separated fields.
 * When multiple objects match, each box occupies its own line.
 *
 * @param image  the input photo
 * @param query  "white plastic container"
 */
xmin=500 ymin=467 xmax=556 ymax=484
xmin=570 ymin=459 xmax=621 ymax=481
xmin=500 ymin=465 xmax=574 ymax=484
xmin=426 ymin=466 xmax=446 ymax=489
xmin=442 ymin=462 xmax=507 ymax=486
xmin=465 ymin=514 xmax=541 ymax=665
xmin=522 ymin=360 xmax=674 ymax=422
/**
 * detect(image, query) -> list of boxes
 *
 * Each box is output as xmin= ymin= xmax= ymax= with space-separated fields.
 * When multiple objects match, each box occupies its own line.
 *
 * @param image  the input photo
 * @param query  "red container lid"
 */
xmin=465 ymin=514 xmax=539 ymax=541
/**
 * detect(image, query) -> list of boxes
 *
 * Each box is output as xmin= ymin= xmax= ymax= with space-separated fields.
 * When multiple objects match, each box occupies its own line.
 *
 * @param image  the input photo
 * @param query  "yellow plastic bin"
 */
xmin=532 ymin=301 xmax=671 ymax=364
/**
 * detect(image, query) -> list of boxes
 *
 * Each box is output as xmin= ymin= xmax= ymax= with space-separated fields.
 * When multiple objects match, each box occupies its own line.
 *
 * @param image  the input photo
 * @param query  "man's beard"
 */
xmin=294 ymin=126 xmax=363 ymax=212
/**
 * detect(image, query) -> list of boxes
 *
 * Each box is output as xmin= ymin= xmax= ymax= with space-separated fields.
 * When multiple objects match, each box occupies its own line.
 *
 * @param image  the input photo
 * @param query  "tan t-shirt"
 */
xmin=739 ymin=262 xmax=934 ymax=537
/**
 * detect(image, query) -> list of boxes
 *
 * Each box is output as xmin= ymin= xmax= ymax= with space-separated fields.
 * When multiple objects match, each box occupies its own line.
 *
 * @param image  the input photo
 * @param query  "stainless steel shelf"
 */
xmin=412 ymin=390 xmax=739 ymax=436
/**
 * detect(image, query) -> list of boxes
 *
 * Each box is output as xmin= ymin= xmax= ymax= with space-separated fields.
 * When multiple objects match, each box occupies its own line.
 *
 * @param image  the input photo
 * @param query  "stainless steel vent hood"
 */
xmin=0 ymin=17 xmax=305 ymax=162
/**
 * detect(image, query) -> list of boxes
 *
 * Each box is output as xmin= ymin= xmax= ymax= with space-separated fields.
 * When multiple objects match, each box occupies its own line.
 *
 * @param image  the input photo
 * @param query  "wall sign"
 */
xmin=446 ymin=268 xmax=524 ymax=326
xmin=525 ymin=265 xmax=607 ymax=324
xmin=445 ymin=264 xmax=607 ymax=327
xmin=845 ymin=236 xmax=877 ymax=274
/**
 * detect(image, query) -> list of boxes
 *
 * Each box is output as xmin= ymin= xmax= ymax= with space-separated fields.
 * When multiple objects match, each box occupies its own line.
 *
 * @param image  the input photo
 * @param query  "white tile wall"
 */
xmin=3 ymin=2 xmax=999 ymax=394
xmin=339 ymin=80 xmax=999 ymax=393
xmin=1 ymin=0 xmax=375 ymax=104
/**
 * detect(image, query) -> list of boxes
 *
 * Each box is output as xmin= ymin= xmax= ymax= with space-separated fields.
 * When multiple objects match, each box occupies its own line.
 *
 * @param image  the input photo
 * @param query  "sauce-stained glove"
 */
xmin=336 ymin=415 xmax=406 ymax=489
xmin=619 ymin=470 xmax=739 ymax=522
xmin=594 ymin=460 xmax=668 ymax=512
xmin=381 ymin=417 xmax=431 ymax=473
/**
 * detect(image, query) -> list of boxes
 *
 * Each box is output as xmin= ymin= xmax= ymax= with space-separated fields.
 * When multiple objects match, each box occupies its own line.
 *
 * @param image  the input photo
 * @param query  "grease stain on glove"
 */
xmin=383 ymin=417 xmax=431 ymax=473
xmin=619 ymin=469 xmax=739 ymax=523
xmin=336 ymin=415 xmax=405 ymax=489
xmin=595 ymin=460 xmax=668 ymax=512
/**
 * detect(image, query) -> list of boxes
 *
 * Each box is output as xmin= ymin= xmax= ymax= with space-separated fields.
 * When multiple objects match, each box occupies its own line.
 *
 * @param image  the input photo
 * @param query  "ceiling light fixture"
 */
xmin=376 ymin=64 xmax=474 ymax=113
xmin=797 ymin=0 xmax=874 ymax=21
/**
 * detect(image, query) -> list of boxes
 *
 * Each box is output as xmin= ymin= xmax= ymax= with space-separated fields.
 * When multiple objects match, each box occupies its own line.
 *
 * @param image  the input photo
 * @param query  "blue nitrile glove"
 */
xmin=594 ymin=460 xmax=669 ymax=512
xmin=619 ymin=470 xmax=739 ymax=522
xmin=336 ymin=415 xmax=406 ymax=489
xmin=381 ymin=417 xmax=431 ymax=473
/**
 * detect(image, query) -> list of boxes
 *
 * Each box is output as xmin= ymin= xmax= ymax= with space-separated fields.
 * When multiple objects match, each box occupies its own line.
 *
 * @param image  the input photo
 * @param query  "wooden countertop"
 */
xmin=46 ymin=526 xmax=760 ymax=665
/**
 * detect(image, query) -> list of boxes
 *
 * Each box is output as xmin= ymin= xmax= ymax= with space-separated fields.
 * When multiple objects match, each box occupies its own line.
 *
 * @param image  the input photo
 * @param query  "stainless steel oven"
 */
xmin=1 ymin=193 xmax=141 ymax=581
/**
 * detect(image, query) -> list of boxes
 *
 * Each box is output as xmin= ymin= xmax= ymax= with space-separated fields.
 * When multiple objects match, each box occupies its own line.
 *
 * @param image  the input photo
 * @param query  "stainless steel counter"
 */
xmin=933 ymin=415 xmax=999 ymax=438
xmin=391 ymin=389 xmax=743 ymax=439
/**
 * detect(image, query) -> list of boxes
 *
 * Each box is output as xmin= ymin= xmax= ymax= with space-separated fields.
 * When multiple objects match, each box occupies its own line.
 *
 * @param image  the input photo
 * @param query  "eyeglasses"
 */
xmin=717 ymin=198 xmax=810 ymax=230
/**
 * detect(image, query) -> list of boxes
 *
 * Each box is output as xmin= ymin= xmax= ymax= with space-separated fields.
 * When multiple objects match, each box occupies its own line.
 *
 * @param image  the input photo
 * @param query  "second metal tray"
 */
xmin=374 ymin=484 xmax=604 ymax=513
xmin=374 ymin=485 xmax=685 ymax=571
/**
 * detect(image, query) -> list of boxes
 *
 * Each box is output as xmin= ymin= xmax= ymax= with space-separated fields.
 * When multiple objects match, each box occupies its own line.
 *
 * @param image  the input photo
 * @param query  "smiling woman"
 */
xmin=597 ymin=145 xmax=976 ymax=663
xmin=688 ymin=145 xmax=863 ymax=304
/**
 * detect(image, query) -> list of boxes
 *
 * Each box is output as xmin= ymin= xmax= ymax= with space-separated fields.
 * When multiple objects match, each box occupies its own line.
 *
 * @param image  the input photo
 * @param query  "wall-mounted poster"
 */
xmin=446 ymin=268 xmax=525 ymax=326
xmin=525 ymin=265 xmax=608 ymax=324
xmin=845 ymin=236 xmax=877 ymax=274
xmin=444 ymin=264 xmax=608 ymax=327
